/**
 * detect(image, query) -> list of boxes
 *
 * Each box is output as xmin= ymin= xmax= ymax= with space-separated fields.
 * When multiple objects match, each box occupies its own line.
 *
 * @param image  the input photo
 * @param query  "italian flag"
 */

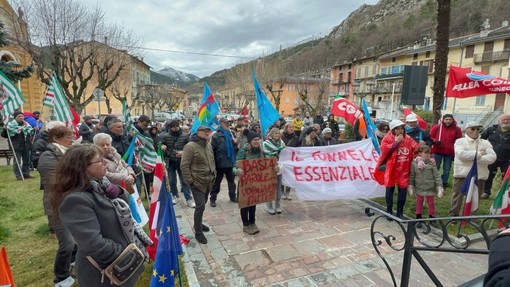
xmin=490 ymin=168 xmax=510 ymax=227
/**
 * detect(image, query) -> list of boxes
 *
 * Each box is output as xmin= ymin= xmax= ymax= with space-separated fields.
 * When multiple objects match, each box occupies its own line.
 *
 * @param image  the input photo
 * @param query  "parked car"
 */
xmin=154 ymin=112 xmax=173 ymax=123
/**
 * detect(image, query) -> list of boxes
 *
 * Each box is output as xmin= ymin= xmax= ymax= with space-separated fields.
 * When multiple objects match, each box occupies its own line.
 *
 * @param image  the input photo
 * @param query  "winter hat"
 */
xmin=443 ymin=114 xmax=454 ymax=120
xmin=243 ymin=129 xmax=260 ymax=143
xmin=12 ymin=111 xmax=23 ymax=118
xmin=389 ymin=119 xmax=405 ymax=131
xmin=322 ymin=127 xmax=332 ymax=134
xmin=305 ymin=126 xmax=317 ymax=135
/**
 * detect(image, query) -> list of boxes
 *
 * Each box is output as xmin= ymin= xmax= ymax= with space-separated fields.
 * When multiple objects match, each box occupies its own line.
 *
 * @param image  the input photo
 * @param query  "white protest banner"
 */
xmin=280 ymin=139 xmax=385 ymax=200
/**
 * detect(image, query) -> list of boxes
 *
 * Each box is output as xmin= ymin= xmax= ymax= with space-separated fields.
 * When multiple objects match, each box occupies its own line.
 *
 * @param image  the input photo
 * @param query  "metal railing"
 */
xmin=365 ymin=206 xmax=510 ymax=287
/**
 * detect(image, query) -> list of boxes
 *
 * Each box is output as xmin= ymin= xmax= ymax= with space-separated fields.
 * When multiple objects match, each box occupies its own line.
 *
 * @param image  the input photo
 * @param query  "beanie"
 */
xmin=12 ymin=111 xmax=23 ymax=119
xmin=243 ymin=129 xmax=260 ymax=143
xmin=443 ymin=114 xmax=454 ymax=120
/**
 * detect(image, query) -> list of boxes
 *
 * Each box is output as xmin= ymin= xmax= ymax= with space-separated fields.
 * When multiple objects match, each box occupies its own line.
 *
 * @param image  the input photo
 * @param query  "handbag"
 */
xmin=87 ymin=243 xmax=145 ymax=285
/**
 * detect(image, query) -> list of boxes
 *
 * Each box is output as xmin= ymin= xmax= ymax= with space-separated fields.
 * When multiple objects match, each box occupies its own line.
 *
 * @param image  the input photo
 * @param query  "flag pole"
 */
xmin=5 ymin=125 xmax=25 ymax=180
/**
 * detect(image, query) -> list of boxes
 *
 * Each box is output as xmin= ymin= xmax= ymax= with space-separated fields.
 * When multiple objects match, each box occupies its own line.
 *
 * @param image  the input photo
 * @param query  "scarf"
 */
xmin=52 ymin=142 xmax=68 ymax=154
xmin=220 ymin=127 xmax=235 ymax=165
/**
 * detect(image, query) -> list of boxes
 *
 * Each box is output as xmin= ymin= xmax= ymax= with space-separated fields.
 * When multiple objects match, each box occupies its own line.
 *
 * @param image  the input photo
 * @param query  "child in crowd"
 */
xmin=408 ymin=145 xmax=443 ymax=221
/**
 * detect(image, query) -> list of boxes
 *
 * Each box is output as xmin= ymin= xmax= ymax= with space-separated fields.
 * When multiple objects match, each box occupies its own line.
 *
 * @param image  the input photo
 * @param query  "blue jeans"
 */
xmin=434 ymin=153 xmax=454 ymax=187
xmin=167 ymin=160 xmax=192 ymax=201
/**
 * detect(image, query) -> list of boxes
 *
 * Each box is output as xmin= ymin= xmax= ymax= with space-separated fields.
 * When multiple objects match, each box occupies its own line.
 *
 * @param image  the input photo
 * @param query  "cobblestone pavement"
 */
xmin=172 ymin=180 xmax=488 ymax=287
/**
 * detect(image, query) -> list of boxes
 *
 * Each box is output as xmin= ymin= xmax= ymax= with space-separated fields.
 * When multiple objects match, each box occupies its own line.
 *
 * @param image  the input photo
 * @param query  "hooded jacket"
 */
xmin=429 ymin=120 xmax=462 ymax=156
xmin=376 ymin=132 xmax=420 ymax=188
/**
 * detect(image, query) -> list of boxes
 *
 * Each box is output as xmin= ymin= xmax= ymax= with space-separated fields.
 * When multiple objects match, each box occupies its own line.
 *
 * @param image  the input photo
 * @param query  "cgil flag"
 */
xmin=330 ymin=98 xmax=362 ymax=125
xmin=190 ymin=82 xmax=220 ymax=134
xmin=252 ymin=69 xmax=280 ymax=137
xmin=0 ymin=70 xmax=25 ymax=122
xmin=461 ymin=155 xmax=479 ymax=218
xmin=149 ymin=181 xmax=182 ymax=286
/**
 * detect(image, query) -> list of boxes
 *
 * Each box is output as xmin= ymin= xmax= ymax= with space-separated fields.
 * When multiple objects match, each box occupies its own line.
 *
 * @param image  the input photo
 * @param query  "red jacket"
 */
xmin=375 ymin=133 xmax=419 ymax=188
xmin=429 ymin=120 xmax=462 ymax=156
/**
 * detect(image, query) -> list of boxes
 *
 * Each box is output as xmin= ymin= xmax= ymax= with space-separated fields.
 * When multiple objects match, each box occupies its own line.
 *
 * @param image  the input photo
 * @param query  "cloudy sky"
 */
xmin=79 ymin=0 xmax=379 ymax=78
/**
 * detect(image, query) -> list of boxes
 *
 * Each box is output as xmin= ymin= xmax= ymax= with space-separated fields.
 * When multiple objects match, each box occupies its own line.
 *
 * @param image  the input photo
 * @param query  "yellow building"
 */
xmin=343 ymin=20 xmax=510 ymax=125
xmin=0 ymin=1 xmax=44 ymax=114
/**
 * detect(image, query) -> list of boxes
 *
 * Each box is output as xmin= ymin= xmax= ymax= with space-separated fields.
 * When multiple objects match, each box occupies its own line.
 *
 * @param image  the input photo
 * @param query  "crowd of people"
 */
xmin=2 ymin=108 xmax=510 ymax=286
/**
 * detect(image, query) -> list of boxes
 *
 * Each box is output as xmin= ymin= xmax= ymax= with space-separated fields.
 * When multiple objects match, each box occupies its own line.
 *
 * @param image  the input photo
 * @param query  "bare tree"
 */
xmin=11 ymin=0 xmax=142 ymax=114
xmin=432 ymin=0 xmax=451 ymax=124
xmin=297 ymin=77 xmax=329 ymax=115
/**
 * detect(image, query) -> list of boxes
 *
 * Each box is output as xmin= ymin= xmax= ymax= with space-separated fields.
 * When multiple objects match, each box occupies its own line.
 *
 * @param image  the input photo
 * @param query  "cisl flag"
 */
xmin=330 ymin=98 xmax=362 ymax=125
xmin=446 ymin=65 xmax=510 ymax=98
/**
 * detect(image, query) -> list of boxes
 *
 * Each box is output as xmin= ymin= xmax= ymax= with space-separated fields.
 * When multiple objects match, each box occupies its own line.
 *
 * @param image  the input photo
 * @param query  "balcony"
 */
xmin=474 ymin=50 xmax=510 ymax=64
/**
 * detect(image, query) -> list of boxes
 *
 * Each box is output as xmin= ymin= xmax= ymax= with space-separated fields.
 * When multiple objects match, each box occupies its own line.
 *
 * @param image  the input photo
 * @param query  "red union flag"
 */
xmin=446 ymin=65 xmax=510 ymax=98
xmin=330 ymin=98 xmax=362 ymax=125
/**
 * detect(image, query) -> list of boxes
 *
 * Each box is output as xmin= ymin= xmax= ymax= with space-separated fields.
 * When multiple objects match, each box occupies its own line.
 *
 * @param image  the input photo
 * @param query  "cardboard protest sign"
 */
xmin=237 ymin=157 xmax=278 ymax=208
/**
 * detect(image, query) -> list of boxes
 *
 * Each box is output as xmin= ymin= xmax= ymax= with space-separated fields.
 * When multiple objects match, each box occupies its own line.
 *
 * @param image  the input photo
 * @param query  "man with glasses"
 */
xmin=481 ymin=114 xmax=510 ymax=199
xmin=429 ymin=114 xmax=463 ymax=188
xmin=449 ymin=122 xmax=496 ymax=217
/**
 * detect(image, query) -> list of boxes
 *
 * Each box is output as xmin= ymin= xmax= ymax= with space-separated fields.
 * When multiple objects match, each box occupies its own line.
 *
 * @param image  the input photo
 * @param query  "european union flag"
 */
xmin=252 ymin=69 xmax=280 ymax=137
xmin=150 ymin=187 xmax=183 ymax=286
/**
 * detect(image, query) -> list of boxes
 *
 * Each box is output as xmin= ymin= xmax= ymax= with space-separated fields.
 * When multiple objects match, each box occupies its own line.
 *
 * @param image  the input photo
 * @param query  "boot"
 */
xmin=386 ymin=206 xmax=393 ymax=221
xmin=429 ymin=214 xmax=437 ymax=227
xmin=396 ymin=208 xmax=404 ymax=219
xmin=415 ymin=214 xmax=423 ymax=228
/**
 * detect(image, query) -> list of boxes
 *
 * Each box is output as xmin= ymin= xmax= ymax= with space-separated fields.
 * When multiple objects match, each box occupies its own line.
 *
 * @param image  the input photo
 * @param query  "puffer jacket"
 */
xmin=409 ymin=158 xmax=441 ymax=196
xmin=376 ymin=133 xmax=420 ymax=188
xmin=180 ymin=135 xmax=216 ymax=192
xmin=453 ymin=134 xmax=496 ymax=180
xmin=104 ymin=150 xmax=136 ymax=186
xmin=430 ymin=120 xmax=462 ymax=156
xmin=481 ymin=125 xmax=510 ymax=161
xmin=282 ymin=131 xmax=299 ymax=147
xmin=159 ymin=129 xmax=189 ymax=163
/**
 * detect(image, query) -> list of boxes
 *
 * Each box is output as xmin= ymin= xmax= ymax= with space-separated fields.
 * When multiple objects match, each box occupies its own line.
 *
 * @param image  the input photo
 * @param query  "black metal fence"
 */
xmin=365 ymin=206 xmax=510 ymax=287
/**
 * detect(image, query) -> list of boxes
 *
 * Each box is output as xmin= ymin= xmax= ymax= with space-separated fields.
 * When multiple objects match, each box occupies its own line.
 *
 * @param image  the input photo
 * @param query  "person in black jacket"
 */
xmin=314 ymin=112 xmax=325 ymax=130
xmin=160 ymin=120 xmax=194 ymax=207
xmin=484 ymin=229 xmax=510 ymax=286
xmin=480 ymin=114 xmax=510 ymax=199
xmin=325 ymin=114 xmax=339 ymax=139
xmin=210 ymin=118 xmax=238 ymax=207
xmin=405 ymin=114 xmax=432 ymax=146
xmin=106 ymin=118 xmax=130 ymax=156
xmin=282 ymin=122 xmax=299 ymax=147
xmin=78 ymin=115 xmax=96 ymax=143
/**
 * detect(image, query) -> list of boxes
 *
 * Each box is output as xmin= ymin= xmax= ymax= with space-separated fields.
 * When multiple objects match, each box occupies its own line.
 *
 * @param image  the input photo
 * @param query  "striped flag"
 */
xmin=121 ymin=98 xmax=157 ymax=172
xmin=461 ymin=156 xmax=479 ymax=218
xmin=49 ymin=73 xmax=73 ymax=123
xmin=43 ymin=87 xmax=55 ymax=107
xmin=0 ymin=70 xmax=25 ymax=122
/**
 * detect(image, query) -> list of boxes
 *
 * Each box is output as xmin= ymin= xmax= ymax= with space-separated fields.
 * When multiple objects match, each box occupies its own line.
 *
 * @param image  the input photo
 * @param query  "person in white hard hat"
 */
xmin=405 ymin=114 xmax=432 ymax=146
xmin=375 ymin=119 xmax=420 ymax=219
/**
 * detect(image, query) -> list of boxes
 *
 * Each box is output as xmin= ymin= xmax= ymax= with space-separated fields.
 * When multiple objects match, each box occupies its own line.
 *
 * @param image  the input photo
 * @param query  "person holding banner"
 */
xmin=376 ymin=119 xmax=420 ymax=219
xmin=235 ymin=129 xmax=264 ymax=234
xmin=263 ymin=128 xmax=285 ymax=214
